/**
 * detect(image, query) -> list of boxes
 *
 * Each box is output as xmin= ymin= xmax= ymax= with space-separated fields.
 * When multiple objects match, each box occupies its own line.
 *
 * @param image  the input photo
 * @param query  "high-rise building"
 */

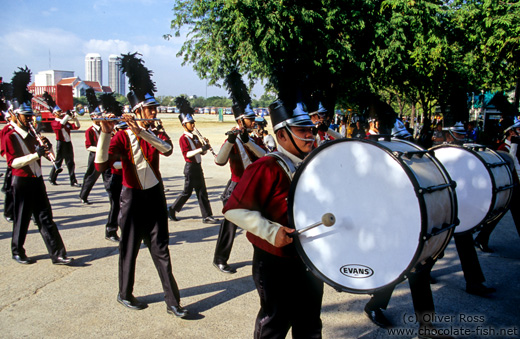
xmin=85 ymin=53 xmax=102 ymax=84
xmin=108 ymin=54 xmax=125 ymax=95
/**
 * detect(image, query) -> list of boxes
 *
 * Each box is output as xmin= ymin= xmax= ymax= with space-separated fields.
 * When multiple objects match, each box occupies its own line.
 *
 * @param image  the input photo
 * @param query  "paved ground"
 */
xmin=0 ymin=114 xmax=519 ymax=338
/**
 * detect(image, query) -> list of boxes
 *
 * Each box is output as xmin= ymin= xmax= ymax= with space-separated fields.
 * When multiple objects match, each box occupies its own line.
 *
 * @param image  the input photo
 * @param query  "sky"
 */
xmin=0 ymin=0 xmax=265 ymax=98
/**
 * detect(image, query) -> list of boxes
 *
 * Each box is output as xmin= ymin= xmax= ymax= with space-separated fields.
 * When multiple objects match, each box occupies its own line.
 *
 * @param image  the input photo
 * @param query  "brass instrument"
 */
xmin=193 ymin=127 xmax=217 ymax=157
xmin=27 ymin=122 xmax=63 ymax=174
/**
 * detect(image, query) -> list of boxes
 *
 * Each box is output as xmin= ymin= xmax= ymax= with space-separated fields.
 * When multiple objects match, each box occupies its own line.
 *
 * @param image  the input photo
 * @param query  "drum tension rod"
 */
xmin=495 ymin=184 xmax=515 ymax=193
xmin=423 ymin=221 xmax=459 ymax=240
xmin=393 ymin=150 xmax=433 ymax=160
xmin=486 ymin=161 xmax=507 ymax=168
xmin=417 ymin=181 xmax=456 ymax=194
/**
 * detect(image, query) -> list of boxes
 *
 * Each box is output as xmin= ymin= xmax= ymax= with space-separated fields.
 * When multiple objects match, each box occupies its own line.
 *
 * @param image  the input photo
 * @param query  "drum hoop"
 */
xmin=431 ymin=143 xmax=513 ymax=233
xmin=288 ymin=138 xmax=449 ymax=293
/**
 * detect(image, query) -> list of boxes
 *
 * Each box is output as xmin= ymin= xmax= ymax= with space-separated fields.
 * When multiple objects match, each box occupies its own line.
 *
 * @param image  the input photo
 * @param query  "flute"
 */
xmin=92 ymin=117 xmax=161 ymax=122
xmin=193 ymin=127 xmax=217 ymax=157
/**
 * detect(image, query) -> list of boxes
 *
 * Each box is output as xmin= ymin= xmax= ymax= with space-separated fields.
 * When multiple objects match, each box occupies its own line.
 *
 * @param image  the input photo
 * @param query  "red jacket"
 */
xmin=223 ymin=156 xmax=297 ymax=258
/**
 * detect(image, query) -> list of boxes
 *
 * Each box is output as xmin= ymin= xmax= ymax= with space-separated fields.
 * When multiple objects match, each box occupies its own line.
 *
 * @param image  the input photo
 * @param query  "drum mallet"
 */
xmin=290 ymin=213 xmax=336 ymax=237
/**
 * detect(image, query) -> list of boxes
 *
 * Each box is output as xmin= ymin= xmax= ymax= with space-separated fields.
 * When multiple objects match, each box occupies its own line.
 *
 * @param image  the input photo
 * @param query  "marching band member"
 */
xmin=5 ymin=67 xmax=73 ymax=265
xmin=104 ymin=121 xmax=127 ymax=243
xmin=212 ymin=70 xmax=267 ymax=274
xmin=223 ymin=95 xmax=324 ymax=338
xmin=1 ymin=95 xmax=16 ymax=222
xmin=168 ymin=96 xmax=219 ymax=225
xmin=95 ymin=53 xmax=188 ymax=317
xmin=46 ymin=93 xmax=81 ymax=187
xmin=475 ymin=117 xmax=520 ymax=251
xmin=78 ymin=89 xmax=111 ymax=206
xmin=309 ymin=101 xmax=342 ymax=147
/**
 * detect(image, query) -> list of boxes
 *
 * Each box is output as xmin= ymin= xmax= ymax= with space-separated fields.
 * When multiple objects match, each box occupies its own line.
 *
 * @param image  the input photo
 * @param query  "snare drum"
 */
xmin=431 ymin=144 xmax=514 ymax=233
xmin=288 ymin=139 xmax=457 ymax=294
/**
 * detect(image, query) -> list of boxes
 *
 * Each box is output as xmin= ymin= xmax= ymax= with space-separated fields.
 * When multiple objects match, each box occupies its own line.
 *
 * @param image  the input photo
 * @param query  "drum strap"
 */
xmin=267 ymin=151 xmax=297 ymax=180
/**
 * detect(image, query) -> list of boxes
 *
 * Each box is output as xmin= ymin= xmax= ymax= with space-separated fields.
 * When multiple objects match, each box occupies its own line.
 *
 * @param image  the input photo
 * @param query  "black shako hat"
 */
xmin=120 ymin=52 xmax=159 ymax=112
xmin=223 ymin=69 xmax=256 ymax=121
xmin=11 ymin=66 xmax=34 ymax=116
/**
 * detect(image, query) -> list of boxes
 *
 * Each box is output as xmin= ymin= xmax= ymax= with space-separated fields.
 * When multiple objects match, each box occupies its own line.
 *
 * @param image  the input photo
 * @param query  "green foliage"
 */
xmin=167 ymin=0 xmax=520 ymax=118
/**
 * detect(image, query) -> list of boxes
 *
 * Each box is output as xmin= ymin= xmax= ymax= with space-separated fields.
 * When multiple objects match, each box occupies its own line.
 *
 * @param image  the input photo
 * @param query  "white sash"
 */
xmin=13 ymin=132 xmax=41 ymax=177
xmin=125 ymin=129 xmax=159 ymax=189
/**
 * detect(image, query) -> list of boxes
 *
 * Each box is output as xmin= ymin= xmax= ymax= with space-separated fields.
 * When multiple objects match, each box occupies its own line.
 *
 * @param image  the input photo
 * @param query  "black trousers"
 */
xmin=213 ymin=180 xmax=238 ymax=265
xmin=119 ymin=183 xmax=181 ymax=307
xmin=49 ymin=140 xmax=76 ymax=183
xmin=11 ymin=176 xmax=67 ymax=260
xmin=454 ymin=232 xmax=485 ymax=284
xmin=106 ymin=173 xmax=122 ymax=234
xmin=2 ymin=167 xmax=13 ymax=219
xmin=169 ymin=162 xmax=212 ymax=218
xmin=366 ymin=261 xmax=435 ymax=326
xmin=476 ymin=183 xmax=520 ymax=245
xmin=252 ymin=246 xmax=323 ymax=339
xmin=79 ymin=152 xmax=111 ymax=201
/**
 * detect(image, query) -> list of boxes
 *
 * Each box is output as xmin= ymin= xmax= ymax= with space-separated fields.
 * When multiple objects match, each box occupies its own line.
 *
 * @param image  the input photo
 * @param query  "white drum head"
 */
xmin=433 ymin=145 xmax=492 ymax=233
xmin=289 ymin=139 xmax=424 ymax=293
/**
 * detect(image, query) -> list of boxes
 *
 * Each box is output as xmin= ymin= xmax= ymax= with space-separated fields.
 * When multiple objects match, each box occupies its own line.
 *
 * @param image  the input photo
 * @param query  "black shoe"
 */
xmin=53 ymin=256 xmax=74 ymax=265
xmin=466 ymin=282 xmax=496 ymax=297
xmin=117 ymin=294 xmax=147 ymax=310
xmin=168 ymin=208 xmax=178 ymax=221
xmin=105 ymin=234 xmax=120 ymax=242
xmin=71 ymin=182 xmax=82 ymax=187
xmin=364 ymin=305 xmax=393 ymax=328
xmin=79 ymin=197 xmax=92 ymax=205
xmin=202 ymin=216 xmax=219 ymax=224
xmin=12 ymin=254 xmax=35 ymax=265
xmin=474 ymin=239 xmax=494 ymax=253
xmin=48 ymin=179 xmax=58 ymax=186
xmin=167 ymin=305 xmax=189 ymax=318
xmin=4 ymin=215 xmax=13 ymax=222
xmin=213 ymin=262 xmax=236 ymax=274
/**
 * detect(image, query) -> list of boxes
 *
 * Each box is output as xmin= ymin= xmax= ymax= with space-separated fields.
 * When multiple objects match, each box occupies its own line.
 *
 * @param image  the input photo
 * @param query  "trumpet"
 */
xmin=193 ymin=127 xmax=217 ymax=157
xmin=27 ymin=122 xmax=63 ymax=174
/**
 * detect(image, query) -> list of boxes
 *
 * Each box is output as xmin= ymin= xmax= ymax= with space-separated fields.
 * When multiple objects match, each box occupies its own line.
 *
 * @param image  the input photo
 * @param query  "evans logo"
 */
xmin=340 ymin=264 xmax=374 ymax=278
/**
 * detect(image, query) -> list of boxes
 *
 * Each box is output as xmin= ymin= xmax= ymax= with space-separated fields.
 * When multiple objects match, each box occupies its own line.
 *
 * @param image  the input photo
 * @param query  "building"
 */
xmin=85 ymin=53 xmax=102 ymax=84
xmin=34 ymin=70 xmax=75 ymax=86
xmin=108 ymin=54 xmax=125 ymax=95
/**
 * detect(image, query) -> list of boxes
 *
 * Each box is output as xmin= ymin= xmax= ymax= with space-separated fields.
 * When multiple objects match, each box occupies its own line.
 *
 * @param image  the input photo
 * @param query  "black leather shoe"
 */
xmin=213 ymin=262 xmax=236 ymax=274
xmin=53 ymin=256 xmax=74 ymax=265
xmin=71 ymin=182 xmax=82 ymax=187
xmin=466 ymin=282 xmax=496 ymax=297
xmin=117 ymin=294 xmax=147 ymax=310
xmin=79 ymin=197 xmax=92 ymax=205
xmin=105 ymin=234 xmax=120 ymax=242
xmin=48 ymin=179 xmax=58 ymax=186
xmin=474 ymin=239 xmax=494 ymax=253
xmin=202 ymin=216 xmax=219 ymax=224
xmin=167 ymin=305 xmax=188 ymax=318
xmin=12 ymin=254 xmax=35 ymax=265
xmin=364 ymin=305 xmax=393 ymax=328
xmin=168 ymin=208 xmax=178 ymax=221
xmin=4 ymin=215 xmax=13 ymax=222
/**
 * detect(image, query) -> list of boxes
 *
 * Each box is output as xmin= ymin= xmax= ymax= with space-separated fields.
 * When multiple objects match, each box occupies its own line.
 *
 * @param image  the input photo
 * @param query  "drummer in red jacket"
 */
xmin=223 ymin=98 xmax=323 ymax=338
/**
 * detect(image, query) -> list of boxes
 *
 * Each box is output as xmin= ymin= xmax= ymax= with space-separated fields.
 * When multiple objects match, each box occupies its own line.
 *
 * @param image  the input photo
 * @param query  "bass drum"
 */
xmin=288 ymin=138 xmax=457 ymax=294
xmin=431 ymin=144 xmax=514 ymax=233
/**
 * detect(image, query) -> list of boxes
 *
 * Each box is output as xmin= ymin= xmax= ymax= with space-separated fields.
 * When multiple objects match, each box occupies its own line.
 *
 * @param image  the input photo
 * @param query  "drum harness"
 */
xmin=267 ymin=151 xmax=297 ymax=180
